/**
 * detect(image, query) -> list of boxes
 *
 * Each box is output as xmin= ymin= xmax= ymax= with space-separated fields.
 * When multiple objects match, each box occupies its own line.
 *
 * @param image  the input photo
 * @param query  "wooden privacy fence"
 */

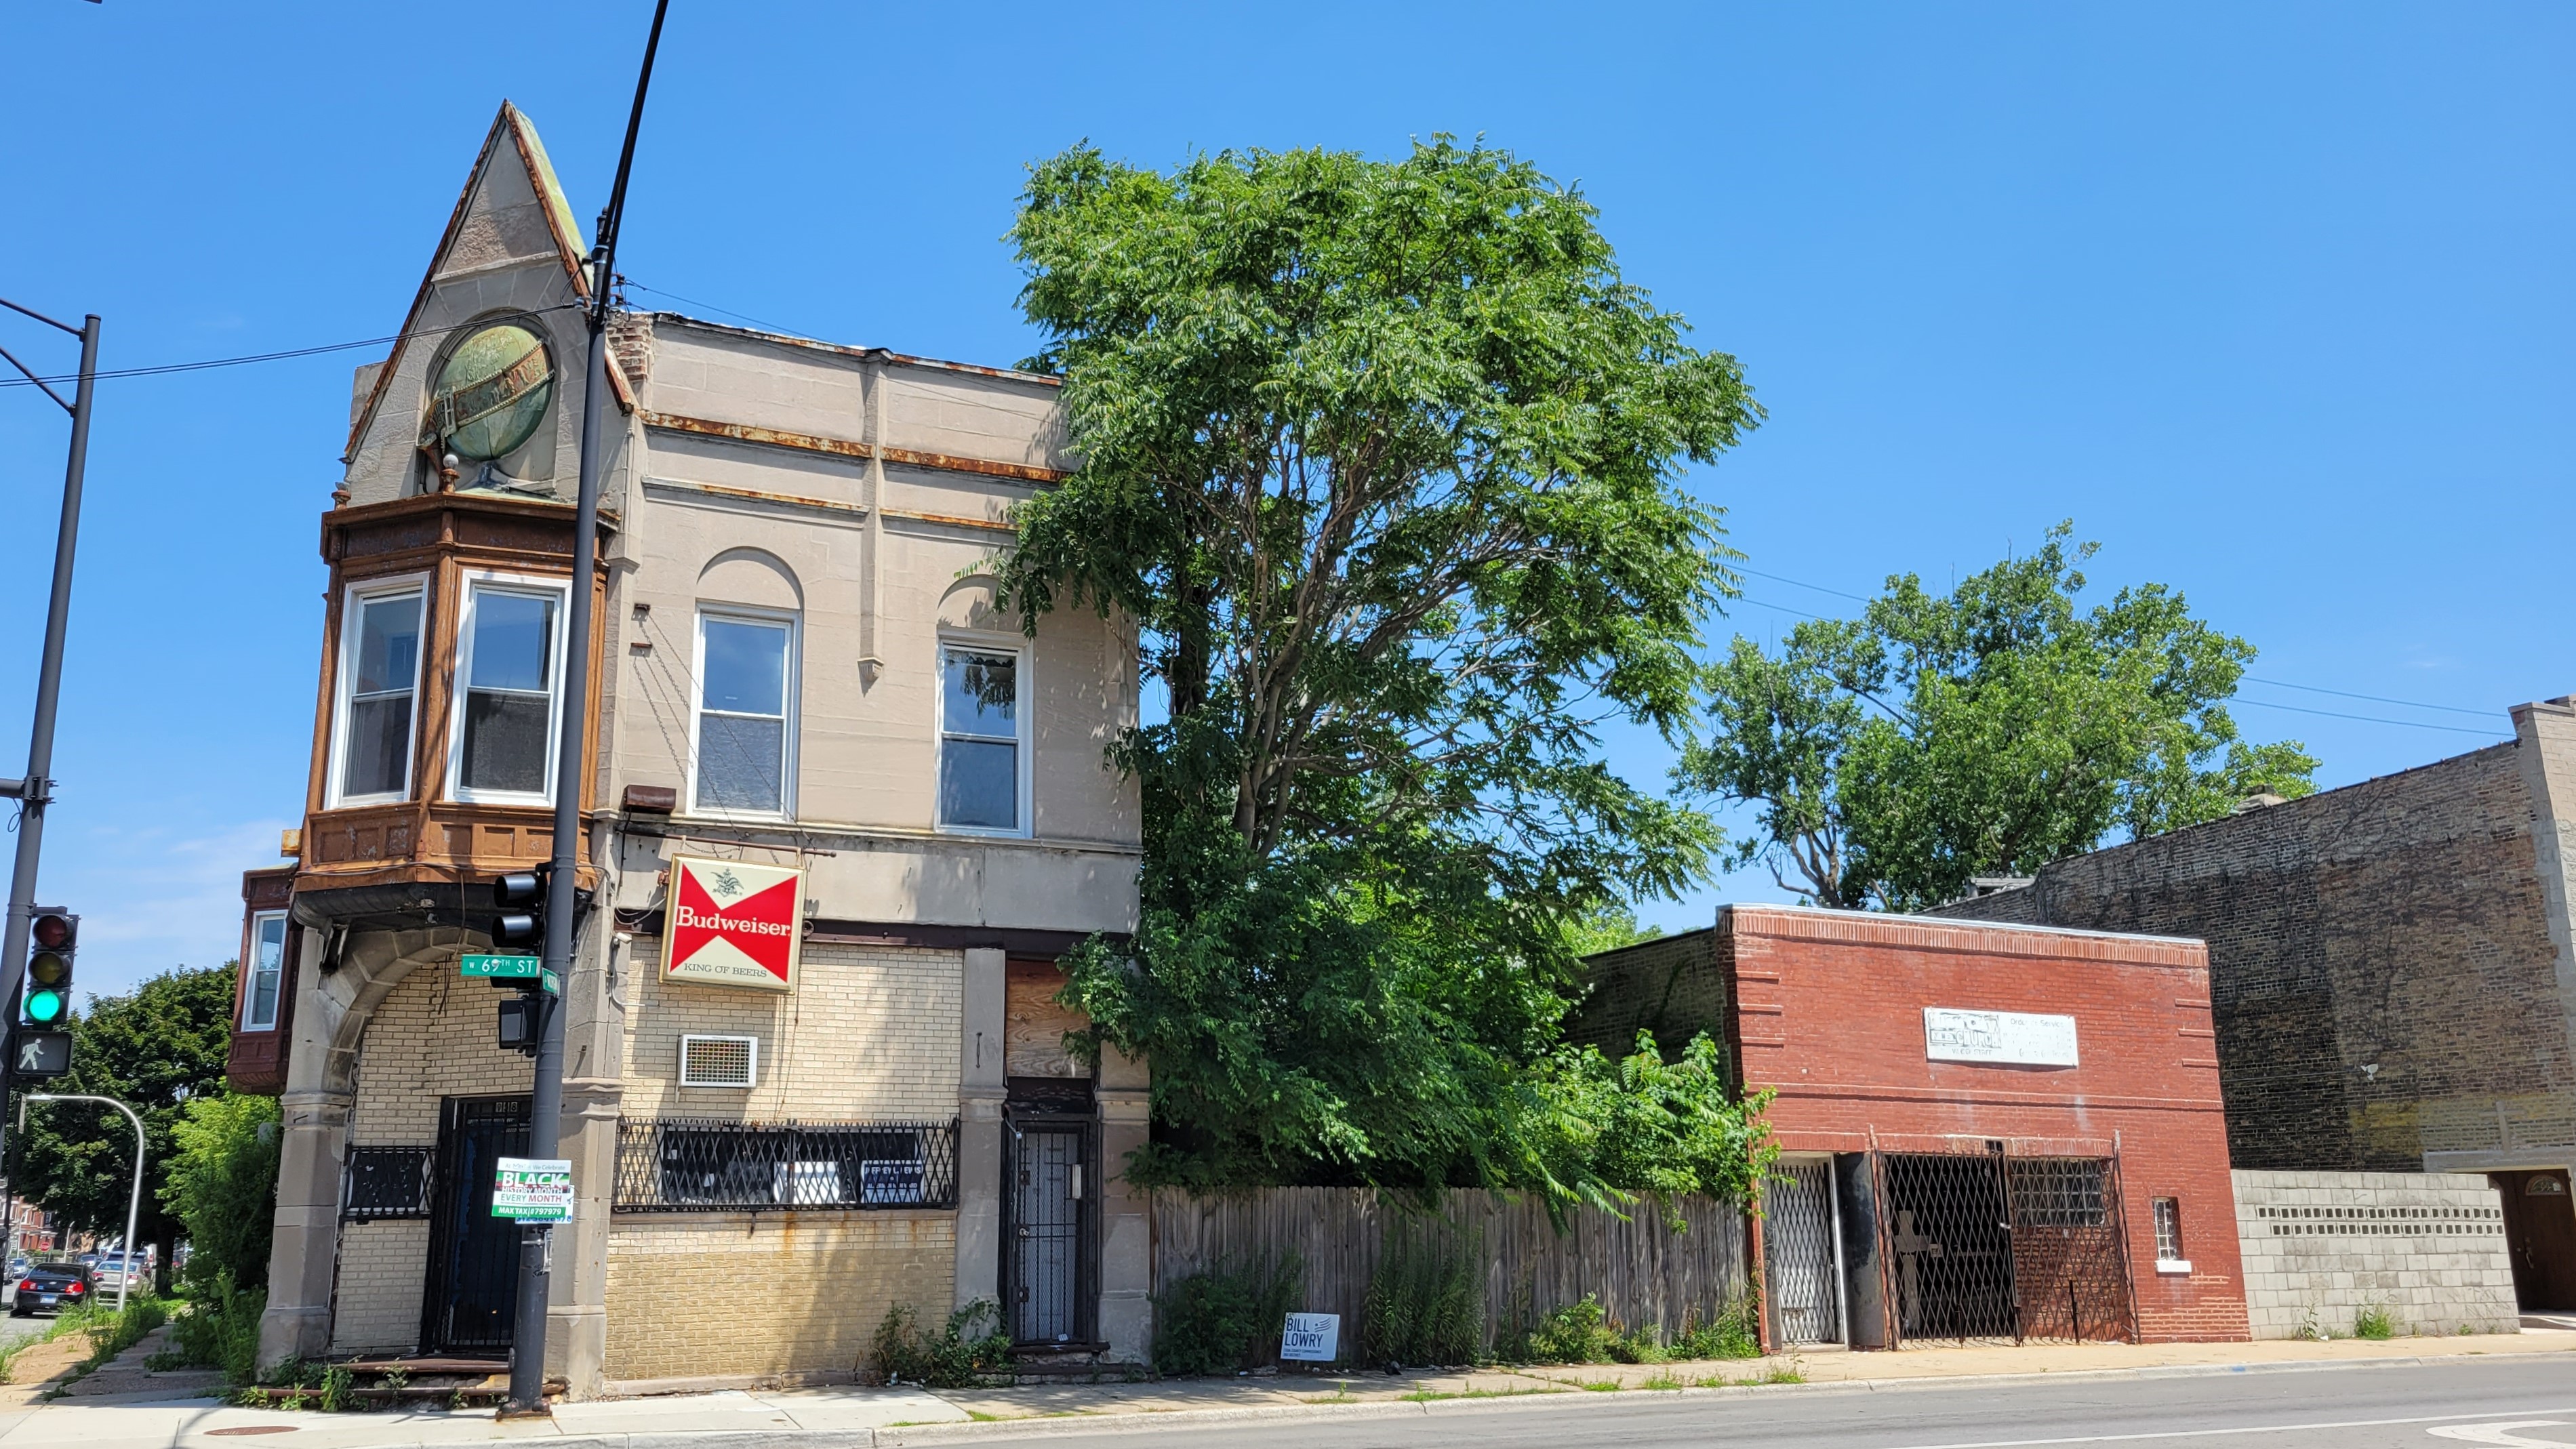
xmin=1151 ymin=1187 xmax=1750 ymax=1348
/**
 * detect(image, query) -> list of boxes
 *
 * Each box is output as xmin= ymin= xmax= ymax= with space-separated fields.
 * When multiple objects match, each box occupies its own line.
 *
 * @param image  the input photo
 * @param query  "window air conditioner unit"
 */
xmin=679 ymin=1034 xmax=759 ymax=1088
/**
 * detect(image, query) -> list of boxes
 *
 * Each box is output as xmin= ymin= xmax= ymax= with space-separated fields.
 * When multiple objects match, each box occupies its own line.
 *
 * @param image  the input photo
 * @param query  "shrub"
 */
xmin=1669 ymin=1299 xmax=1761 ymax=1361
xmin=1154 ymin=1253 xmax=1302 ymax=1376
xmin=1507 ymin=1294 xmax=1616 ymax=1365
xmin=870 ymin=1300 xmax=1009 ymax=1388
xmin=161 ymin=1093 xmax=281 ymax=1292
xmin=166 ymin=1274 xmax=267 ymax=1385
xmin=2353 ymin=1303 xmax=2399 ymax=1340
xmin=1361 ymin=1223 xmax=1484 ymax=1368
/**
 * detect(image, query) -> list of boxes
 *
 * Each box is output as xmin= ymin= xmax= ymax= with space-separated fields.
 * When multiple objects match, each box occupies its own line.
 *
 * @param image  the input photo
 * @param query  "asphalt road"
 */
xmin=932 ymin=1358 xmax=2576 ymax=1449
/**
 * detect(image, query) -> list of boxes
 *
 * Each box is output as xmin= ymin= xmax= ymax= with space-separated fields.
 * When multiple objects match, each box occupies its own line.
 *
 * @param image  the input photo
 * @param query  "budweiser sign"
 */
xmin=662 ymin=855 xmax=805 ymax=992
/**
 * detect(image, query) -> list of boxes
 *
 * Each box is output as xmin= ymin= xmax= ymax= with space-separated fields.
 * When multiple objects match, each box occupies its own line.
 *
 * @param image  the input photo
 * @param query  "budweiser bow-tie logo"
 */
xmin=662 ymin=855 xmax=804 ymax=992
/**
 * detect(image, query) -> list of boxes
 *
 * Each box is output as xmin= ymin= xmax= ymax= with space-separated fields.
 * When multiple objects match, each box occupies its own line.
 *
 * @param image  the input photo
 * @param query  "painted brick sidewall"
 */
xmin=603 ymin=1212 xmax=955 ymax=1383
xmin=2232 ymin=1170 xmax=2518 ymax=1339
xmin=1729 ymin=907 xmax=2251 ymax=1343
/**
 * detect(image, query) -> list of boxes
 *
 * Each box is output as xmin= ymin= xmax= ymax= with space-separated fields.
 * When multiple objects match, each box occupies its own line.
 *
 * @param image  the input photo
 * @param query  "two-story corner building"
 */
xmin=226 ymin=102 xmax=1148 ymax=1395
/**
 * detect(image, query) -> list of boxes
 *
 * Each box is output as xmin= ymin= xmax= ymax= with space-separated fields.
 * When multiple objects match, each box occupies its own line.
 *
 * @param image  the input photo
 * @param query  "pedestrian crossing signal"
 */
xmin=8 ymin=1029 xmax=71 ymax=1080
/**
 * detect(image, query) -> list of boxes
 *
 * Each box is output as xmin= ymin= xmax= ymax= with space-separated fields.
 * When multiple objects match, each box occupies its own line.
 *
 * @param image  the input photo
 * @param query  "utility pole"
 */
xmin=0 ymin=300 xmax=100 ymax=1156
xmin=507 ymin=0 xmax=669 ymax=1416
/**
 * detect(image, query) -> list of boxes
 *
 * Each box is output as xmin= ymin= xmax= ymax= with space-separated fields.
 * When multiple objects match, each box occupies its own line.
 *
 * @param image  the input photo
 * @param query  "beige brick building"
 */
xmin=227 ymin=102 xmax=1148 ymax=1394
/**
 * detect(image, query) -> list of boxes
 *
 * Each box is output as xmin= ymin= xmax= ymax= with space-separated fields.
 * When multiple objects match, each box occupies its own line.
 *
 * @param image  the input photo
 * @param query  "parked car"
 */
xmin=92 ymin=1257 xmax=146 ymax=1297
xmin=10 ymin=1264 xmax=92 ymax=1317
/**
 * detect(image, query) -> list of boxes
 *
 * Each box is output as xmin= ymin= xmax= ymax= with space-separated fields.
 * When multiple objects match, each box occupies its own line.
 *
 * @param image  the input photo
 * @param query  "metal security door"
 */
xmin=422 ymin=1096 xmax=530 ymax=1354
xmin=1881 ymin=1150 xmax=2020 ymax=1343
xmin=1764 ymin=1159 xmax=1844 ymax=1345
xmin=2005 ymin=1156 xmax=2134 ymax=1342
xmin=1007 ymin=1122 xmax=1092 ymax=1345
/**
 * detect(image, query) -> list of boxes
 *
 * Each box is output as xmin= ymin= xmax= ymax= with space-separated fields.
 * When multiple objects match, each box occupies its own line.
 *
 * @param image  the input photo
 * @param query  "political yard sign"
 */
xmin=662 ymin=855 xmax=805 ymax=992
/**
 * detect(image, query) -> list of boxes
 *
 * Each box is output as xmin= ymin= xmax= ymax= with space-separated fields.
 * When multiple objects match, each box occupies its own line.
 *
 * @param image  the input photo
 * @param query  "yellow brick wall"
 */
xmin=352 ymin=966 xmax=537 ymax=1145
xmin=618 ymin=941 xmax=961 ymax=1120
xmin=603 ymin=1212 xmax=957 ymax=1382
xmin=334 ymin=966 xmax=534 ymax=1353
xmin=332 ymin=1221 xmax=430 ymax=1353
xmin=603 ymin=941 xmax=965 ymax=1383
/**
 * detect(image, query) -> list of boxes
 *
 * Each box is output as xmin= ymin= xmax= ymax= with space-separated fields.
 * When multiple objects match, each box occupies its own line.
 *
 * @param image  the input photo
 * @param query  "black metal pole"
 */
xmin=506 ymin=0 xmax=668 ymax=1416
xmin=0 ymin=312 xmax=99 ymax=1156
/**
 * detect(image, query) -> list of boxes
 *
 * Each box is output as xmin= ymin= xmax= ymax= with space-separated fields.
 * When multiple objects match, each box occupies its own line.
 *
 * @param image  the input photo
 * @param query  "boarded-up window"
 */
xmin=1005 ymin=958 xmax=1088 ymax=1078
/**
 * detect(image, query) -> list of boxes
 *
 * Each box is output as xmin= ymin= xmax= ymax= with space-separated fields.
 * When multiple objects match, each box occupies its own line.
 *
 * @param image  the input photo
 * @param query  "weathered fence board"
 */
xmin=1151 ymin=1187 xmax=1750 ymax=1351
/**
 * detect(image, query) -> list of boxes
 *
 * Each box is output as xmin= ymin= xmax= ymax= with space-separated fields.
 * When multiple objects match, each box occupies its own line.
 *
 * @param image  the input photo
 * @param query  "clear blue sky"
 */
xmin=1 ymin=2 xmax=2568 ymax=993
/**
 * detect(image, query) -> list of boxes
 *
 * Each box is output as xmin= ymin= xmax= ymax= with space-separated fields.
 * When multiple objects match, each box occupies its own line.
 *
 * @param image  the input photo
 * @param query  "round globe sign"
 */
xmin=429 ymin=323 xmax=555 ymax=462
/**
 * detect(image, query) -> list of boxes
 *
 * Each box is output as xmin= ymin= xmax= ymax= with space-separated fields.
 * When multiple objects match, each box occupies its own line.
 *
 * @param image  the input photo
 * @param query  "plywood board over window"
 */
xmin=1006 ymin=958 xmax=1087 ymax=1079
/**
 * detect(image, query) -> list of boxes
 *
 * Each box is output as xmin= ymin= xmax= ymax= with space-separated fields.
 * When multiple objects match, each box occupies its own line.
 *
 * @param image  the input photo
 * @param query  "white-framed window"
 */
xmin=327 ymin=577 xmax=428 ymax=807
xmin=445 ymin=572 xmax=572 ymax=804
xmin=691 ymin=609 xmax=798 ymax=818
xmin=938 ymin=640 xmax=1028 ymax=835
xmin=242 ymin=911 xmax=287 ymax=1032
xmin=2152 ymin=1196 xmax=2189 ymax=1272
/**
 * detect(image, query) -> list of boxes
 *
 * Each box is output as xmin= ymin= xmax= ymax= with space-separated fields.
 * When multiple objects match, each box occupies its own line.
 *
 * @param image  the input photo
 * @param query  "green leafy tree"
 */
xmin=161 ymin=1091 xmax=281 ymax=1291
xmin=11 ymin=964 xmax=238 ymax=1288
xmin=999 ymin=138 xmax=1762 ymax=1204
xmin=1678 ymin=525 xmax=2318 ymax=911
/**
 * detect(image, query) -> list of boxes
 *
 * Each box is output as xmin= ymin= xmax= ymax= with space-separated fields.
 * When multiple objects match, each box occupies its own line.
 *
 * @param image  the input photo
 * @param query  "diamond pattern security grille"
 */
xmin=1764 ymin=1160 xmax=1843 ymax=1345
xmin=1878 ymin=1150 xmax=2134 ymax=1347
xmin=342 ymin=1145 xmax=432 ymax=1221
xmin=679 ymin=1034 xmax=758 ymax=1088
xmin=613 ymin=1118 xmax=959 ymax=1211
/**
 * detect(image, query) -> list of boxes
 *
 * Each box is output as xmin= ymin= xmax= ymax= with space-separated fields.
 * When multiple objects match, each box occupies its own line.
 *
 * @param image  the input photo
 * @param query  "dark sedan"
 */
xmin=10 ymin=1264 xmax=92 ymax=1317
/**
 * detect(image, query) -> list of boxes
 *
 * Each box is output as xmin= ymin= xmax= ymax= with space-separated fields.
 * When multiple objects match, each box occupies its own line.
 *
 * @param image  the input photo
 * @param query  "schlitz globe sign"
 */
xmin=662 ymin=855 xmax=805 ymax=992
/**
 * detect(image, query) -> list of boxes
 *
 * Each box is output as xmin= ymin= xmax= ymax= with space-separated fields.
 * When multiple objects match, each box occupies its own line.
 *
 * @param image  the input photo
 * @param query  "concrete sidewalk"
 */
xmin=0 ymin=1328 xmax=2563 ymax=1449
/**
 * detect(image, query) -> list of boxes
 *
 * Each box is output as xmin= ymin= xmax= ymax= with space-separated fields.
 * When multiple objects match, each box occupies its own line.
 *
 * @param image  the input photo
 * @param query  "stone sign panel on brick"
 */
xmin=1923 ymin=1007 xmax=2079 ymax=1066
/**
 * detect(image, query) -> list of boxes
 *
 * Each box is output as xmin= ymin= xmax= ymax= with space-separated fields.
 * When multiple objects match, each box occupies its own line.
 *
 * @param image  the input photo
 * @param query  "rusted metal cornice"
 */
xmin=639 ymin=409 xmax=1066 ymax=485
xmin=649 ymin=312 xmax=1064 ymax=388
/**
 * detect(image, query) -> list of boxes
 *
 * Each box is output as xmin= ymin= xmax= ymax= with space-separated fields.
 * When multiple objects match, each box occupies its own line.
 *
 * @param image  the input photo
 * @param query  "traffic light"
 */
xmin=496 ymin=995 xmax=540 ymax=1056
xmin=22 ymin=910 xmax=76 ymax=1027
xmin=491 ymin=869 xmax=546 ymax=960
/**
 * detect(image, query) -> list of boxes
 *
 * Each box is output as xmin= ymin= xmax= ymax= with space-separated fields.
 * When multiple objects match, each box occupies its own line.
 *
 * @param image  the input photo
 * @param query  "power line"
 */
xmin=1729 ymin=564 xmax=2505 ymax=731
xmin=0 ymin=304 xmax=582 ymax=389
xmin=2231 ymin=697 xmax=2508 ymax=738
xmin=621 ymin=281 xmax=802 ymax=338
xmin=2239 ymin=675 xmax=2495 ymax=719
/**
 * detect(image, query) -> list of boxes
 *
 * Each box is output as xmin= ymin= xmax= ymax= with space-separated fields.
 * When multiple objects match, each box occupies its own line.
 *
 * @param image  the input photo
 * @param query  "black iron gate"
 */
xmin=1878 ymin=1147 xmax=2133 ymax=1346
xmin=421 ymin=1096 xmax=530 ymax=1355
xmin=1003 ymin=1113 xmax=1095 ymax=1346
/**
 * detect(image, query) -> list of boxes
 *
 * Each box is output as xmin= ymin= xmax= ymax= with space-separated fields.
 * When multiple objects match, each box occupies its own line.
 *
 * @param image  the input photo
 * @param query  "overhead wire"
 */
xmin=0 ymin=303 xmax=584 ymax=388
xmin=1723 ymin=566 xmax=2510 ymax=736
xmin=1 ymin=293 xmax=2515 ymax=741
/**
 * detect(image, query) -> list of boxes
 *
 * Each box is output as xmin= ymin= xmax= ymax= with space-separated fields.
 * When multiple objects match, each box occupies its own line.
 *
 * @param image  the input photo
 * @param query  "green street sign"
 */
xmin=460 ymin=954 xmax=540 ymax=979
xmin=462 ymin=956 xmax=559 ymax=995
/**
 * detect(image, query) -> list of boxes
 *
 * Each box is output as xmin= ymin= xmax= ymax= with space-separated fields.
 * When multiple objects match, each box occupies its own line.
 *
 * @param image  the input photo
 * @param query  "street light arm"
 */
xmin=24 ymin=1093 xmax=146 ymax=1310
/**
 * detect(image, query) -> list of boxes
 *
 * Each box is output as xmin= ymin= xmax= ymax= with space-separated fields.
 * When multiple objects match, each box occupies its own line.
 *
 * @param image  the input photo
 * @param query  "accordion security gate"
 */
xmin=1763 ymin=1160 xmax=1844 ymax=1346
xmin=1878 ymin=1149 xmax=2134 ymax=1346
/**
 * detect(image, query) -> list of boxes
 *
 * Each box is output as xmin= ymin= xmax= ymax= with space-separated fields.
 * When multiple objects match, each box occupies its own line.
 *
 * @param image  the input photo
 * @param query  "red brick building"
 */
xmin=1573 ymin=905 xmax=2249 ymax=1349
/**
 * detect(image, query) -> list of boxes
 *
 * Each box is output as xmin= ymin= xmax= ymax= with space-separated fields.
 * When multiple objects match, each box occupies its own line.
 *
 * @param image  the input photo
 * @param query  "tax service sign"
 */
xmin=662 ymin=855 xmax=804 ymax=992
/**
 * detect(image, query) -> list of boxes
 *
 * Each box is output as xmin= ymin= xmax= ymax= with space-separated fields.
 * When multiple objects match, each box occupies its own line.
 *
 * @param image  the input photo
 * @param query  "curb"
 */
xmin=855 ymin=1347 xmax=2576 ymax=1444
xmin=113 ymin=1347 xmax=2576 ymax=1449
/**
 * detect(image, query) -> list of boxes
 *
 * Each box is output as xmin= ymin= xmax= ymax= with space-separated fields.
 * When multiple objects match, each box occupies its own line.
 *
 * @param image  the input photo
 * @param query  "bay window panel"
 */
xmin=339 ymin=591 xmax=422 ymax=800
xmin=244 ymin=912 xmax=287 ymax=1032
xmin=457 ymin=586 xmax=561 ymax=798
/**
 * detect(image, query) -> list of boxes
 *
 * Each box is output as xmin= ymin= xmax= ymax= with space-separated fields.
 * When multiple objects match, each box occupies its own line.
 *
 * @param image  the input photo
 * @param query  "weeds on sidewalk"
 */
xmin=158 ymin=1274 xmax=266 ymax=1385
xmin=2354 ymin=1304 xmax=2400 ymax=1340
xmin=870 ymin=1299 xmax=1011 ymax=1388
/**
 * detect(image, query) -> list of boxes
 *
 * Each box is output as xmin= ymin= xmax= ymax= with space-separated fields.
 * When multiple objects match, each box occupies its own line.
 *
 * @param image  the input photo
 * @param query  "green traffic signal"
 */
xmin=23 ymin=910 xmax=75 ymax=1026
